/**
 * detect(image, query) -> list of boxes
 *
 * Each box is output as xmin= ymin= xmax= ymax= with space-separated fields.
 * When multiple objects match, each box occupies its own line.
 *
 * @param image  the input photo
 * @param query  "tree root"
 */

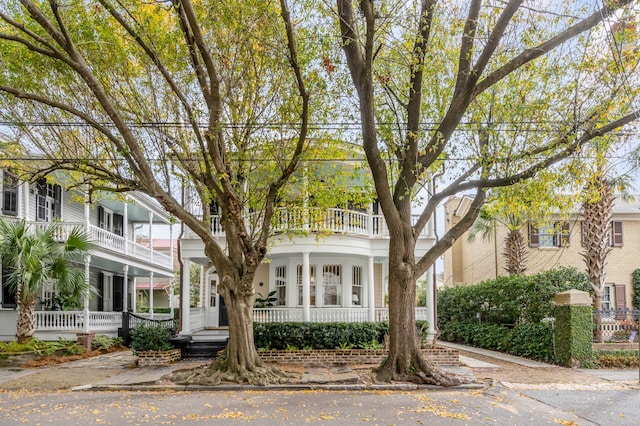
xmin=166 ymin=359 xmax=296 ymax=386
xmin=375 ymin=352 xmax=470 ymax=387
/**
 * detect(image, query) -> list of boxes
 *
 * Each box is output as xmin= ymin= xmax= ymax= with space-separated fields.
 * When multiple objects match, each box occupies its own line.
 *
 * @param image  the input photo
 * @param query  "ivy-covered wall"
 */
xmin=632 ymin=268 xmax=640 ymax=310
xmin=554 ymin=304 xmax=593 ymax=368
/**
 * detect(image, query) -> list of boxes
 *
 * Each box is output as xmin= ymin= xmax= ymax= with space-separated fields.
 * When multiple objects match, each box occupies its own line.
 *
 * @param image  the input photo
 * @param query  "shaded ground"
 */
xmin=0 ymin=347 xmax=635 ymax=391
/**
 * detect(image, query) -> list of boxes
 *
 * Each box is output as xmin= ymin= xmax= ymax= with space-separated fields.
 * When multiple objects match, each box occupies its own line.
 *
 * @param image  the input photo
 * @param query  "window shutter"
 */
xmin=113 ymin=214 xmax=124 ymax=236
xmin=580 ymin=221 xmax=586 ymax=247
xmin=1 ymin=267 xmax=17 ymax=308
xmin=98 ymin=206 xmax=105 ymax=229
xmin=113 ymin=276 xmax=124 ymax=312
xmin=611 ymin=221 xmax=623 ymax=247
xmin=528 ymin=222 xmax=539 ymax=247
xmin=560 ymin=222 xmax=570 ymax=247
xmin=614 ymin=284 xmax=626 ymax=310
xmin=98 ymin=272 xmax=104 ymax=311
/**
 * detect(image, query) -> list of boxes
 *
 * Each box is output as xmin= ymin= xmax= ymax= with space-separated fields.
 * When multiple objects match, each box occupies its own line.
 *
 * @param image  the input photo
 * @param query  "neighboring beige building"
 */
xmin=443 ymin=196 xmax=640 ymax=311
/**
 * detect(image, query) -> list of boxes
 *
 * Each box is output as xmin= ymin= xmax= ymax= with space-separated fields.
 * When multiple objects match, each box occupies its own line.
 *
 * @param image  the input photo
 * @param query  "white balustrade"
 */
xmin=35 ymin=311 xmax=84 ymax=331
xmin=252 ymin=307 xmax=425 ymax=323
xmin=189 ymin=308 xmax=205 ymax=332
xmin=89 ymin=312 xmax=122 ymax=331
xmin=184 ymin=209 xmax=427 ymax=239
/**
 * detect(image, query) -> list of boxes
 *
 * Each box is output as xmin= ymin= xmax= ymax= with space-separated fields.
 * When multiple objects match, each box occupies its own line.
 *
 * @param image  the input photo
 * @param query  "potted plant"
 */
xmin=130 ymin=324 xmax=180 ymax=366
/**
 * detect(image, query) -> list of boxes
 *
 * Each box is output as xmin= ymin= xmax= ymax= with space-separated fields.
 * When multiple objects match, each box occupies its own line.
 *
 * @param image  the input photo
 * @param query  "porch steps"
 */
xmin=184 ymin=339 xmax=228 ymax=359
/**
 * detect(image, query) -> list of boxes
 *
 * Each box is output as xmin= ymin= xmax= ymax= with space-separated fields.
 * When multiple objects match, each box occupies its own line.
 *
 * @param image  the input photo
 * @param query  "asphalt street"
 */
xmin=0 ymin=387 xmax=613 ymax=425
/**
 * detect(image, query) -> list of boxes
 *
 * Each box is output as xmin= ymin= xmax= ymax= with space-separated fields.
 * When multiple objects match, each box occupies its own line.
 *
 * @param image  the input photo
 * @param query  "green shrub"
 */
xmin=253 ymin=321 xmax=427 ymax=351
xmin=437 ymin=267 xmax=590 ymax=362
xmin=595 ymin=350 xmax=639 ymax=368
xmin=130 ymin=324 xmax=174 ymax=353
xmin=92 ymin=335 xmax=124 ymax=351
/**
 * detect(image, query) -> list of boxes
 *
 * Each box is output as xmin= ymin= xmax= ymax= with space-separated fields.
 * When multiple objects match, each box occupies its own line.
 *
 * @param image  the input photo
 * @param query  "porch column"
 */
xmin=122 ymin=265 xmax=129 ymax=312
xmin=368 ymin=256 xmax=375 ymax=321
xmin=181 ymin=259 xmax=192 ymax=334
xmin=123 ymin=195 xmax=129 ymax=254
xmin=149 ymin=272 xmax=154 ymax=319
xmin=199 ymin=265 xmax=205 ymax=308
xmin=148 ymin=212 xmax=154 ymax=262
xmin=132 ymin=277 xmax=137 ymax=313
xmin=302 ymin=252 xmax=310 ymax=322
xmin=425 ymin=267 xmax=437 ymax=344
xmin=169 ymin=220 xmax=174 ymax=267
xmin=83 ymin=255 xmax=91 ymax=333
xmin=22 ymin=181 xmax=29 ymax=219
xmin=169 ymin=278 xmax=175 ymax=318
xmin=84 ymin=191 xmax=91 ymax=228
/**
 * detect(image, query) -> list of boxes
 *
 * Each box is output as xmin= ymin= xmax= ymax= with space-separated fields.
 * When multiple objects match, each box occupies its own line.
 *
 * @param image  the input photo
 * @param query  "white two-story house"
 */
xmin=178 ymin=148 xmax=436 ymax=333
xmin=0 ymin=167 xmax=175 ymax=340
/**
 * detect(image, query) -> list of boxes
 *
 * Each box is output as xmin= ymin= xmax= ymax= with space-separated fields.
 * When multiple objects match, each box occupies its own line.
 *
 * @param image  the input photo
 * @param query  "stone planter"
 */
xmin=136 ymin=348 xmax=181 ymax=367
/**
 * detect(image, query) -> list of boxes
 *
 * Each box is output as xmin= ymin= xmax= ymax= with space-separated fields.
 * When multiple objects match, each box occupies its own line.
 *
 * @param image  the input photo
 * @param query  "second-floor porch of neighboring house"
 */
xmin=184 ymin=207 xmax=434 ymax=240
xmin=26 ymin=192 xmax=174 ymax=271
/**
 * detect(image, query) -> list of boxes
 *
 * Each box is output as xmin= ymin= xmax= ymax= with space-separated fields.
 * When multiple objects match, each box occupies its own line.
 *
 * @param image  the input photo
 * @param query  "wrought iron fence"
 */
xmin=119 ymin=312 xmax=177 ymax=346
xmin=593 ymin=308 xmax=639 ymax=343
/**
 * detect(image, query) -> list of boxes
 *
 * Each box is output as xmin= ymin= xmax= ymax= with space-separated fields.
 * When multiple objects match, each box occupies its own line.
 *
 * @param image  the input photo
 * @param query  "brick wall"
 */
xmin=258 ymin=346 xmax=459 ymax=366
xmin=137 ymin=349 xmax=181 ymax=366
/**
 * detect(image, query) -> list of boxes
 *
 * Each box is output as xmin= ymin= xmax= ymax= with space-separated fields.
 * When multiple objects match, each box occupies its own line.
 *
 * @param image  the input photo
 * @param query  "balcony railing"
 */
xmin=26 ymin=222 xmax=172 ymax=269
xmin=187 ymin=208 xmax=430 ymax=239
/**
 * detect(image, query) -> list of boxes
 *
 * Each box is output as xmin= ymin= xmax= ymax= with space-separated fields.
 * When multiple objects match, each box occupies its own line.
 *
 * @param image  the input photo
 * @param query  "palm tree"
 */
xmin=581 ymin=174 xmax=632 ymax=342
xmin=0 ymin=218 xmax=94 ymax=343
xmin=469 ymin=209 xmax=528 ymax=275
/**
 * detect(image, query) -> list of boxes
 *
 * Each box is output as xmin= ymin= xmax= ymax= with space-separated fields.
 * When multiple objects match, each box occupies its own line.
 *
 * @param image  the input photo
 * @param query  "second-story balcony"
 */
xmin=27 ymin=221 xmax=173 ymax=269
xmin=187 ymin=207 xmax=431 ymax=239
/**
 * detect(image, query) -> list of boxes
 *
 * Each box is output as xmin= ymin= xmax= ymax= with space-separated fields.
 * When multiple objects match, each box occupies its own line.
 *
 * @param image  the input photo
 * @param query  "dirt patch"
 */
xmin=20 ymin=346 xmax=127 ymax=368
xmin=0 ymin=368 xmax=125 ymax=390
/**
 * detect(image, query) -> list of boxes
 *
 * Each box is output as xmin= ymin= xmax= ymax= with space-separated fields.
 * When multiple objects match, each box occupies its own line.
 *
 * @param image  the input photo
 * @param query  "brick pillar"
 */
xmin=553 ymin=289 xmax=593 ymax=368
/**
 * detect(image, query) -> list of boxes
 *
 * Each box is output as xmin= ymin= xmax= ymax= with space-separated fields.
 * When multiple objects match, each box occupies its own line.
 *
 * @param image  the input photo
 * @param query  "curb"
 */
xmin=80 ymin=382 xmax=488 ymax=392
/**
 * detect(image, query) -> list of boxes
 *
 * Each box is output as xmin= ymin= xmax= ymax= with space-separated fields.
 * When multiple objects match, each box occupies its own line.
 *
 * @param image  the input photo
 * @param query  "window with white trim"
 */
xmin=322 ymin=264 xmax=342 ymax=306
xmin=297 ymin=264 xmax=316 ymax=306
xmin=275 ymin=265 xmax=287 ymax=306
xmin=2 ymin=171 xmax=18 ymax=216
xmin=529 ymin=221 xmax=570 ymax=248
xmin=36 ymin=179 xmax=61 ymax=222
xmin=352 ymin=266 xmax=362 ymax=306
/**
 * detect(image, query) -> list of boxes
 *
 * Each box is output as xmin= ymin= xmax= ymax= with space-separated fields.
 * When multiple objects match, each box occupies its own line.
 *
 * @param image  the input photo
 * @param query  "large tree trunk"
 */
xmin=376 ymin=230 xmax=460 ymax=386
xmin=168 ymin=272 xmax=291 ymax=385
xmin=16 ymin=295 xmax=36 ymax=343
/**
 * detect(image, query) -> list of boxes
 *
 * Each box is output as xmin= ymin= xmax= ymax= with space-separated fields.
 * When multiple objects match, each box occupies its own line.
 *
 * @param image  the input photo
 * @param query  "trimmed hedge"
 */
xmin=633 ymin=269 xmax=640 ymax=310
xmin=438 ymin=267 xmax=591 ymax=362
xmin=253 ymin=321 xmax=429 ymax=350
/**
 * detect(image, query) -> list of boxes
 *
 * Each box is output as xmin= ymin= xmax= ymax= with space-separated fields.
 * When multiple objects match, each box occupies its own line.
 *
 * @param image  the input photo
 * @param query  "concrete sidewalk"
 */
xmin=1 ymin=343 xmax=638 ymax=391
xmin=440 ymin=340 xmax=640 ymax=386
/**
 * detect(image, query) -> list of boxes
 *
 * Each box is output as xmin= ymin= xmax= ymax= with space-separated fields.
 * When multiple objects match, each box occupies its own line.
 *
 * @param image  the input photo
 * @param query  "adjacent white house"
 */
xmin=0 ymin=167 xmax=175 ymax=340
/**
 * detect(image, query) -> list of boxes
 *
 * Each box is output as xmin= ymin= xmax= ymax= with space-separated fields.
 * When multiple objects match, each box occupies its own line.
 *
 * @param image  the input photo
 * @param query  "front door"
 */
xmin=205 ymin=275 xmax=219 ymax=328
xmin=219 ymin=295 xmax=228 ymax=326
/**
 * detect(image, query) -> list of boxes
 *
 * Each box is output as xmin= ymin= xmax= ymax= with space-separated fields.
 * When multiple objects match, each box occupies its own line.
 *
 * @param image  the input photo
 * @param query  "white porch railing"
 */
xmin=34 ymin=311 xmax=122 ymax=332
xmin=189 ymin=308 xmax=205 ymax=332
xmin=253 ymin=307 xmax=429 ymax=323
xmin=89 ymin=312 xmax=123 ymax=331
xmin=25 ymin=222 xmax=172 ymax=270
xmin=34 ymin=311 xmax=84 ymax=331
xmin=188 ymin=208 xmax=429 ymax=239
